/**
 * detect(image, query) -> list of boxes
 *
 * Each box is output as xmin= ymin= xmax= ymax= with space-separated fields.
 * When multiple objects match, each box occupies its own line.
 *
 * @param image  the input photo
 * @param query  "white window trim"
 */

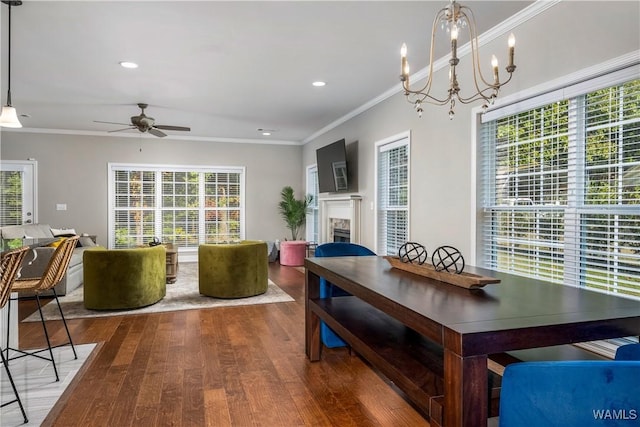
xmin=374 ymin=130 xmax=411 ymax=255
xmin=108 ymin=163 xmax=246 ymax=256
xmin=471 ymin=51 xmax=640 ymax=265
xmin=306 ymin=163 xmax=319 ymax=243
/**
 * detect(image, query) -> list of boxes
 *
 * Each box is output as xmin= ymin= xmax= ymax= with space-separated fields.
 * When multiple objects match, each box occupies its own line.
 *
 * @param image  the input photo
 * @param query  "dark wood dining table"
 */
xmin=305 ymin=256 xmax=640 ymax=427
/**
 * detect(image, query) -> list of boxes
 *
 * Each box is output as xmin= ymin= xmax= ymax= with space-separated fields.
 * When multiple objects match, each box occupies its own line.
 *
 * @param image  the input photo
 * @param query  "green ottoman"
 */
xmin=198 ymin=241 xmax=268 ymax=298
xmin=83 ymin=245 xmax=167 ymax=310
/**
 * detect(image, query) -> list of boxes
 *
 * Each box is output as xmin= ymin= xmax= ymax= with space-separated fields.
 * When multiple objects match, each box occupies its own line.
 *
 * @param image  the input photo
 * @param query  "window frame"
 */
xmin=108 ymin=163 xmax=245 ymax=251
xmin=0 ymin=160 xmax=38 ymax=227
xmin=306 ymin=164 xmax=319 ymax=244
xmin=375 ymin=131 xmax=411 ymax=256
xmin=476 ymin=67 xmax=640 ymax=298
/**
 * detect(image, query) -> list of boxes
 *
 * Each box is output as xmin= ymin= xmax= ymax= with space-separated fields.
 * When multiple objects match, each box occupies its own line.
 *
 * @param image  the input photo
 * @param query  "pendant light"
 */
xmin=0 ymin=1 xmax=23 ymax=128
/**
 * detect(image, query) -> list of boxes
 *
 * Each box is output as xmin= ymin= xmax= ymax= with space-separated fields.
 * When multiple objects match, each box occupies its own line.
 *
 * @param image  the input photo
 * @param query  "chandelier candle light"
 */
xmin=400 ymin=0 xmax=516 ymax=119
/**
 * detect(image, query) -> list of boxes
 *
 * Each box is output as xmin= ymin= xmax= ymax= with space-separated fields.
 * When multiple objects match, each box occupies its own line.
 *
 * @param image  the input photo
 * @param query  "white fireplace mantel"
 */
xmin=319 ymin=195 xmax=362 ymax=244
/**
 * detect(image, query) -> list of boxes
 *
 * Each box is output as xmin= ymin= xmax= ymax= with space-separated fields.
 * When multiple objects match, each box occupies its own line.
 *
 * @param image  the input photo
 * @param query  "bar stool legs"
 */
xmin=0 ymin=246 xmax=30 ymax=423
xmin=0 ymin=346 xmax=28 ymax=423
xmin=5 ymin=236 xmax=80 ymax=382
xmin=5 ymin=290 xmax=78 ymax=383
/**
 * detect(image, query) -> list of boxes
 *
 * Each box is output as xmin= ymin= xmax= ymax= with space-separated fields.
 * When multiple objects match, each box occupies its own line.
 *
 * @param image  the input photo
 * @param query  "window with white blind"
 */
xmin=109 ymin=164 xmax=245 ymax=249
xmin=479 ymin=75 xmax=640 ymax=300
xmin=0 ymin=160 xmax=37 ymax=227
xmin=376 ymin=133 xmax=410 ymax=255
xmin=306 ymin=165 xmax=319 ymax=243
xmin=0 ymin=170 xmax=24 ymax=227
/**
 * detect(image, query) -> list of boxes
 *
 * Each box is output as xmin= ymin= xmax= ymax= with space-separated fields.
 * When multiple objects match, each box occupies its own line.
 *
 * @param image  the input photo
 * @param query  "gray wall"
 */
xmin=302 ymin=1 xmax=640 ymax=260
xmin=1 ymin=132 xmax=302 ymax=246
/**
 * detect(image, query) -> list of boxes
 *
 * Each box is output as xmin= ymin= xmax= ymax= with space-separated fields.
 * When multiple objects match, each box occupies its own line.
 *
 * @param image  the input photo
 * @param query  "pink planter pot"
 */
xmin=279 ymin=240 xmax=307 ymax=266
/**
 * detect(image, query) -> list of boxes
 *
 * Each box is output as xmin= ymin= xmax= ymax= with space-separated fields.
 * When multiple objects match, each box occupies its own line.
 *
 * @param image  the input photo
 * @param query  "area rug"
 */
xmin=23 ymin=263 xmax=294 ymax=322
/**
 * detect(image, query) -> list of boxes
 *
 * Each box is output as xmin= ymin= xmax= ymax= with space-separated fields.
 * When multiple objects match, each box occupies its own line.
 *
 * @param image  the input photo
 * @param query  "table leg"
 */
xmin=444 ymin=349 xmax=488 ymax=427
xmin=305 ymin=269 xmax=321 ymax=361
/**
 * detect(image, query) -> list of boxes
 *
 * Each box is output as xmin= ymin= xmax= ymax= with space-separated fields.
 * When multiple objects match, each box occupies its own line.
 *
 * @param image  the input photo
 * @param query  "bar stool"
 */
xmin=0 ymin=246 xmax=30 ymax=423
xmin=6 ymin=236 xmax=79 ymax=381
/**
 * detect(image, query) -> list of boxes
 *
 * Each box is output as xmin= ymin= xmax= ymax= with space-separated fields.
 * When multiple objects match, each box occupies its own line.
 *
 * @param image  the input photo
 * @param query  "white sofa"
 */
xmin=0 ymin=224 xmax=96 ymax=295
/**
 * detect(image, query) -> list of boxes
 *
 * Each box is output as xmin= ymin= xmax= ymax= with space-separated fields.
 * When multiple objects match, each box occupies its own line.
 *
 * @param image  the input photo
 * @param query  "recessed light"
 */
xmin=257 ymin=128 xmax=276 ymax=136
xmin=119 ymin=61 xmax=138 ymax=69
xmin=312 ymin=81 xmax=326 ymax=87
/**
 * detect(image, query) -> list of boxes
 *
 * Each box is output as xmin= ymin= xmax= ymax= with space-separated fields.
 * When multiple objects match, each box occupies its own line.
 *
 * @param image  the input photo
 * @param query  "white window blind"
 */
xmin=110 ymin=164 xmax=245 ymax=249
xmin=0 ymin=170 xmax=23 ymax=226
xmin=306 ymin=165 xmax=319 ymax=243
xmin=0 ymin=161 xmax=36 ymax=227
xmin=377 ymin=136 xmax=410 ymax=256
xmin=479 ymin=78 xmax=640 ymax=300
xmin=113 ymin=169 xmax=156 ymax=248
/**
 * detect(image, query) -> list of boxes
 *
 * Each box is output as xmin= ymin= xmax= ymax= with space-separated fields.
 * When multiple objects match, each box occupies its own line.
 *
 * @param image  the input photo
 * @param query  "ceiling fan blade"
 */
xmin=94 ymin=120 xmax=132 ymax=126
xmin=148 ymin=128 xmax=167 ymax=138
xmin=154 ymin=125 xmax=191 ymax=132
xmin=108 ymin=127 xmax=136 ymax=133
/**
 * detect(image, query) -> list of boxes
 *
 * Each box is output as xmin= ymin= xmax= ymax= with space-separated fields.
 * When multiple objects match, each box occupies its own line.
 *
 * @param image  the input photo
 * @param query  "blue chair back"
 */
xmin=499 ymin=361 xmax=640 ymax=426
xmin=315 ymin=242 xmax=376 ymax=258
xmin=314 ymin=242 xmax=375 ymax=348
xmin=615 ymin=343 xmax=640 ymax=361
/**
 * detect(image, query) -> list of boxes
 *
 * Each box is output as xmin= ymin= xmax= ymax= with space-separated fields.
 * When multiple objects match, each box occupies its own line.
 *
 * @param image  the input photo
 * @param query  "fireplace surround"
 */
xmin=319 ymin=195 xmax=361 ymax=244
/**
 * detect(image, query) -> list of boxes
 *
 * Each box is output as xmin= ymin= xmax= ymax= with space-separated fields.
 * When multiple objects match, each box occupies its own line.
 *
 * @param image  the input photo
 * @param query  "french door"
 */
xmin=0 ymin=160 xmax=37 ymax=226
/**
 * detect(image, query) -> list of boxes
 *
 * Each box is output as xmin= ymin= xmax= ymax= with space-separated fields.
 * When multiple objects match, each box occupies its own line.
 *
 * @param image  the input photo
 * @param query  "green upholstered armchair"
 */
xmin=83 ymin=245 xmax=166 ymax=310
xmin=198 ymin=241 xmax=268 ymax=298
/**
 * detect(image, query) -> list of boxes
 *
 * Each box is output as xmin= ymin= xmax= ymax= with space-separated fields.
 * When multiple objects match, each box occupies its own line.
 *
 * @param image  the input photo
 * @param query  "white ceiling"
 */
xmin=0 ymin=1 xmax=532 ymax=144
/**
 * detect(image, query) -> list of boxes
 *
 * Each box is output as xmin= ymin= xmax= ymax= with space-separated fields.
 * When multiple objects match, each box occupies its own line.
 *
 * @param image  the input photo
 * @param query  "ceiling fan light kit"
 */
xmin=0 ymin=0 xmax=23 ymax=128
xmin=399 ymin=0 xmax=516 ymax=119
xmin=95 ymin=103 xmax=191 ymax=138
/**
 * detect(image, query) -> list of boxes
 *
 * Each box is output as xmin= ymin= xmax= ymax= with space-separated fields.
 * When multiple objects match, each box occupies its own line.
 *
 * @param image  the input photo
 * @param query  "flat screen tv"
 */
xmin=316 ymin=139 xmax=349 ymax=193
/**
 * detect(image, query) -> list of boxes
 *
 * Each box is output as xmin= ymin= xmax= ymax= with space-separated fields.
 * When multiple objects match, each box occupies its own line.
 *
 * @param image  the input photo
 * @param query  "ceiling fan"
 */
xmin=95 ymin=103 xmax=191 ymax=137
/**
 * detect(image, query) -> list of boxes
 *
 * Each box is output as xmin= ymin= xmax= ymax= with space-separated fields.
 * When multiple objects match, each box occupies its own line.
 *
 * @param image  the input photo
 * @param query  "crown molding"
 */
xmin=302 ymin=0 xmax=561 ymax=145
xmin=1 ymin=127 xmax=302 ymax=146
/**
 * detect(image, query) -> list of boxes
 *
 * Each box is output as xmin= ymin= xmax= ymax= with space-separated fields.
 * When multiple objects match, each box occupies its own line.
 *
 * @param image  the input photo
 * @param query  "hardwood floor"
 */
xmin=18 ymin=263 xmax=429 ymax=427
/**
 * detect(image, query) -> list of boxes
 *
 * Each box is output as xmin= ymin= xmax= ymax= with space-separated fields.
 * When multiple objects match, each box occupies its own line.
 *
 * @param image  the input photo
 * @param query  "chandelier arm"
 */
xmin=402 ymin=7 xmax=449 ymax=96
xmin=405 ymin=92 xmax=451 ymax=107
xmin=457 ymin=68 xmax=516 ymax=105
xmin=456 ymin=92 xmax=495 ymax=105
xmin=465 ymin=6 xmax=501 ymax=90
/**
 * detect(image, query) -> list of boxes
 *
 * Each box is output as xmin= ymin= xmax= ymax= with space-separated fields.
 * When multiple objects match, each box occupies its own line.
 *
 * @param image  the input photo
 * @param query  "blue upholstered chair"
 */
xmin=615 ymin=343 xmax=640 ymax=360
xmin=499 ymin=361 xmax=640 ymax=426
xmin=315 ymin=242 xmax=376 ymax=348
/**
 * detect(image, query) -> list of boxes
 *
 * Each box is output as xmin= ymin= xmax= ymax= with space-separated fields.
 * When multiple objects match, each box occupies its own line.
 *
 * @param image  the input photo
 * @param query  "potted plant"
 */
xmin=278 ymin=186 xmax=313 ymax=266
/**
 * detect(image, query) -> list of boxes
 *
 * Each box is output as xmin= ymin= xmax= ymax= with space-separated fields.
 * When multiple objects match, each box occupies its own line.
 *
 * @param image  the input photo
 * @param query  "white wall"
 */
xmin=302 ymin=1 xmax=640 ymax=259
xmin=0 ymin=132 xmax=302 ymax=246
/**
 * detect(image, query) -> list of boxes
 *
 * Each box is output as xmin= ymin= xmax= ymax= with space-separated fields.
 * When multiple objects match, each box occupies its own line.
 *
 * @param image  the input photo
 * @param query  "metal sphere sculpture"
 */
xmin=398 ymin=242 xmax=428 ymax=265
xmin=432 ymin=245 xmax=465 ymax=274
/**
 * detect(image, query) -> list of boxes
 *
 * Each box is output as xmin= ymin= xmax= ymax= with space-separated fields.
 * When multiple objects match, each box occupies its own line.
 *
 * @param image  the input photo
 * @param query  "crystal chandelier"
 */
xmin=400 ymin=0 xmax=516 ymax=119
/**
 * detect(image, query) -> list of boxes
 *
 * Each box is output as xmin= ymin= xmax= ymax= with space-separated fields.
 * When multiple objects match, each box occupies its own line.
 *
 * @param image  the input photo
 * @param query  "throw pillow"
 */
xmin=51 ymin=227 xmax=76 ymax=237
xmin=48 ymin=237 xmax=67 ymax=248
xmin=78 ymin=236 xmax=97 ymax=247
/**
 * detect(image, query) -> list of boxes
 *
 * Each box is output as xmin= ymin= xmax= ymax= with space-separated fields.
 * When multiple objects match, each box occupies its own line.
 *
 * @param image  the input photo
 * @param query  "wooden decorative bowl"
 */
xmin=384 ymin=256 xmax=500 ymax=289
